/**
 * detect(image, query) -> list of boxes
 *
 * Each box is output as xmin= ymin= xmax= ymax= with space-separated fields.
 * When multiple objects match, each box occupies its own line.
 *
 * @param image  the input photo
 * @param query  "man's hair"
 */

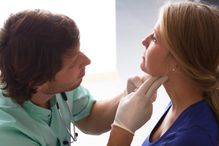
xmin=0 ymin=9 xmax=80 ymax=104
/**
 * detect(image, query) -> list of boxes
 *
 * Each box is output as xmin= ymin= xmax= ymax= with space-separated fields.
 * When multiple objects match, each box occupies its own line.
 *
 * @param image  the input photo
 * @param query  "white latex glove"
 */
xmin=125 ymin=76 xmax=143 ymax=95
xmin=113 ymin=75 xmax=168 ymax=134
xmin=125 ymin=74 xmax=155 ymax=95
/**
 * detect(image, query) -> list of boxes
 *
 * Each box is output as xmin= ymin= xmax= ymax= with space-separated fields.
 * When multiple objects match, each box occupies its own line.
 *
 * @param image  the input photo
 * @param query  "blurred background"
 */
xmin=80 ymin=0 xmax=169 ymax=145
xmin=0 ymin=0 xmax=171 ymax=145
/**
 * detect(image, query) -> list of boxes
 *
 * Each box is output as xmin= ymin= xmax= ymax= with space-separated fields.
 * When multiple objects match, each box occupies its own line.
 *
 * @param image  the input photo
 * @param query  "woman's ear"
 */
xmin=165 ymin=53 xmax=179 ymax=75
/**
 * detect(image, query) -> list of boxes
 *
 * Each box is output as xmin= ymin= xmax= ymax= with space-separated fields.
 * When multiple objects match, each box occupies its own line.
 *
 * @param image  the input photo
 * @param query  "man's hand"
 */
xmin=124 ymin=75 xmax=151 ymax=96
xmin=113 ymin=75 xmax=168 ymax=134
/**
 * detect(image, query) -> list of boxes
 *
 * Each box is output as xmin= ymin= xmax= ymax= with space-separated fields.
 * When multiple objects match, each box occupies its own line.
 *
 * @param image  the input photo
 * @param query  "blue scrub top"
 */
xmin=0 ymin=86 xmax=95 ymax=146
xmin=142 ymin=100 xmax=219 ymax=146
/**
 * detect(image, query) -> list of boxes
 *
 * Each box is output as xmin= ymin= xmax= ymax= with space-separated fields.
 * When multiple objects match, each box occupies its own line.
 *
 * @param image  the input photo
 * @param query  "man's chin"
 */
xmin=68 ymin=79 xmax=82 ymax=91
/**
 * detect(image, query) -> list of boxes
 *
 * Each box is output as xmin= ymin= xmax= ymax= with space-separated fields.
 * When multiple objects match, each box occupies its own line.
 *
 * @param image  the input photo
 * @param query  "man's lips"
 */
xmin=79 ymin=69 xmax=85 ymax=77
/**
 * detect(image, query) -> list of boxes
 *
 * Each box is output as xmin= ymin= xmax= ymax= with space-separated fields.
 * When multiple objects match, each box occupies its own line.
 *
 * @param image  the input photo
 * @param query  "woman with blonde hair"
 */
xmin=107 ymin=1 xmax=219 ymax=146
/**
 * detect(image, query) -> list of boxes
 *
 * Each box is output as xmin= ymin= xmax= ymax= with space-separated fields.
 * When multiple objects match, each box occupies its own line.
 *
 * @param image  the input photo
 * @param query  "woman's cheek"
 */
xmin=140 ymin=57 xmax=148 ymax=73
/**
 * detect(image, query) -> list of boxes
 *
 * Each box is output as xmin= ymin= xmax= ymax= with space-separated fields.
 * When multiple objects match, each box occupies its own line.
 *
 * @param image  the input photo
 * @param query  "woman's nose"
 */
xmin=142 ymin=37 xmax=149 ymax=49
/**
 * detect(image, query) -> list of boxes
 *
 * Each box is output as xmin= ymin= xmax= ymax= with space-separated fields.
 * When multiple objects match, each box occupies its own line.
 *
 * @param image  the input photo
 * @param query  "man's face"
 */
xmin=38 ymin=44 xmax=91 ymax=95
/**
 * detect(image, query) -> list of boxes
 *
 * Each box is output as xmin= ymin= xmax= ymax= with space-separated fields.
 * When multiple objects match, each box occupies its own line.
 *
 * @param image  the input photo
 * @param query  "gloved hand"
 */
xmin=113 ymin=75 xmax=168 ymax=134
xmin=124 ymin=75 xmax=147 ymax=96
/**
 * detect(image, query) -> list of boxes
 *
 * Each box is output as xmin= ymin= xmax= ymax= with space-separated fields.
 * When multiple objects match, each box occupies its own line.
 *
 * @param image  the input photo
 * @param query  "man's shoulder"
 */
xmin=0 ymin=103 xmax=45 ymax=146
xmin=0 ymin=122 xmax=41 ymax=146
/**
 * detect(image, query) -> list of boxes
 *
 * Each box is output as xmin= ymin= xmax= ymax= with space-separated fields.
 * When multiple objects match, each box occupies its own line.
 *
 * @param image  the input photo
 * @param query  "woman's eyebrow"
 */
xmin=154 ymin=29 xmax=161 ymax=42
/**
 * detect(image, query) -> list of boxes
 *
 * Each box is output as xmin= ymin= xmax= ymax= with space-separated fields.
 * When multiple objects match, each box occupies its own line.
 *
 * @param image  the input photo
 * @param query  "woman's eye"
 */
xmin=151 ymin=34 xmax=157 ymax=43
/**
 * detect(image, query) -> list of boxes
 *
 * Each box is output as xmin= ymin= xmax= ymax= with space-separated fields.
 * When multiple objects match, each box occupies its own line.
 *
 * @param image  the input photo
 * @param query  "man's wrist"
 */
xmin=107 ymin=125 xmax=134 ymax=146
xmin=112 ymin=122 xmax=134 ymax=135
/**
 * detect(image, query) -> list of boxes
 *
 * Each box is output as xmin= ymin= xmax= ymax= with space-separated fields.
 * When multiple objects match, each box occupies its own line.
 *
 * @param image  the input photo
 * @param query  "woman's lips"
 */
xmin=142 ymin=56 xmax=145 ymax=61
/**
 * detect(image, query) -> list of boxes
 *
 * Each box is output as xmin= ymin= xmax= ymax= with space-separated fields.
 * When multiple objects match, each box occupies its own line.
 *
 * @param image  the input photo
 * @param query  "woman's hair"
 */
xmin=0 ymin=10 xmax=80 ymax=104
xmin=159 ymin=1 xmax=219 ymax=121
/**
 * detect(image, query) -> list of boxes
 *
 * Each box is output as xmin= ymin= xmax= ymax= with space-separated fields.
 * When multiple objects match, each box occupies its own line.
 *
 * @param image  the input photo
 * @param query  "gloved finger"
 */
xmin=151 ymin=91 xmax=157 ymax=102
xmin=131 ymin=76 xmax=143 ymax=88
xmin=141 ymin=74 xmax=152 ymax=82
xmin=129 ymin=76 xmax=148 ymax=92
xmin=145 ymin=76 xmax=168 ymax=100
xmin=131 ymin=74 xmax=152 ymax=92
xmin=135 ymin=76 xmax=159 ymax=96
xmin=126 ymin=76 xmax=142 ymax=94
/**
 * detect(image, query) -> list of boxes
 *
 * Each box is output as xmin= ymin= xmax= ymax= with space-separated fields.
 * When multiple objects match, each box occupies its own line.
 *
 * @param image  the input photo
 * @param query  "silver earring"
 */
xmin=171 ymin=63 xmax=179 ymax=72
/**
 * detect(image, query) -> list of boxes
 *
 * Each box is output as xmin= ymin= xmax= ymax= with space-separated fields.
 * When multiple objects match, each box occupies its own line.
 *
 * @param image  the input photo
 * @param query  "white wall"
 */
xmin=0 ymin=0 xmax=117 ymax=78
xmin=116 ymin=0 xmax=166 ymax=80
xmin=80 ymin=0 xmax=170 ymax=146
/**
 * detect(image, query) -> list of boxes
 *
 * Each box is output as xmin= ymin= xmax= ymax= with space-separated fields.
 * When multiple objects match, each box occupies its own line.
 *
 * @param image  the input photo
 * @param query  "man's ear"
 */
xmin=29 ymin=81 xmax=48 ymax=92
xmin=35 ymin=82 xmax=49 ymax=92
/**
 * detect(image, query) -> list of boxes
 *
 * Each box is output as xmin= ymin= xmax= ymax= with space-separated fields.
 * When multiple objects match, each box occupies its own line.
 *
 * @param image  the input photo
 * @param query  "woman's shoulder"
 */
xmin=171 ymin=100 xmax=218 ymax=146
xmin=172 ymin=126 xmax=218 ymax=146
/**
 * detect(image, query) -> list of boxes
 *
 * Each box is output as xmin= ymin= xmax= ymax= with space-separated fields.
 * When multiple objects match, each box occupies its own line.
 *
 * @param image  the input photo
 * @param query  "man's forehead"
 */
xmin=65 ymin=43 xmax=80 ymax=56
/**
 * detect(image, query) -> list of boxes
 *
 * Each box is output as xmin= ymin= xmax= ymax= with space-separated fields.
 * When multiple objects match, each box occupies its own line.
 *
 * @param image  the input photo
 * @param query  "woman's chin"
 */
xmin=140 ymin=63 xmax=145 ymax=71
xmin=140 ymin=64 xmax=148 ymax=73
xmin=140 ymin=66 xmax=155 ymax=76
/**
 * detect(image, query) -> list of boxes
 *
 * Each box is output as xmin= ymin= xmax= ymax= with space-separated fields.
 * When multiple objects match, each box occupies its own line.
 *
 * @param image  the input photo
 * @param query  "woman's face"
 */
xmin=141 ymin=21 xmax=172 ymax=76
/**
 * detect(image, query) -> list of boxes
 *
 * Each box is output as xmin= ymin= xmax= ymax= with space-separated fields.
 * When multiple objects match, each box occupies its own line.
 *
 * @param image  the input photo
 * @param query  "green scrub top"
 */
xmin=0 ymin=86 xmax=95 ymax=146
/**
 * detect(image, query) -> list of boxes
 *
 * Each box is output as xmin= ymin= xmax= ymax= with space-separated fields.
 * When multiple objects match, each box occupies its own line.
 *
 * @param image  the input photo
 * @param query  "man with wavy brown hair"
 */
xmin=0 ymin=9 xmax=167 ymax=146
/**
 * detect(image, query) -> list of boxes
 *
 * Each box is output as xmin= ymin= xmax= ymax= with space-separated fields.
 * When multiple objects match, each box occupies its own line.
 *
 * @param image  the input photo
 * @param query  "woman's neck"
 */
xmin=163 ymin=72 xmax=204 ymax=114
